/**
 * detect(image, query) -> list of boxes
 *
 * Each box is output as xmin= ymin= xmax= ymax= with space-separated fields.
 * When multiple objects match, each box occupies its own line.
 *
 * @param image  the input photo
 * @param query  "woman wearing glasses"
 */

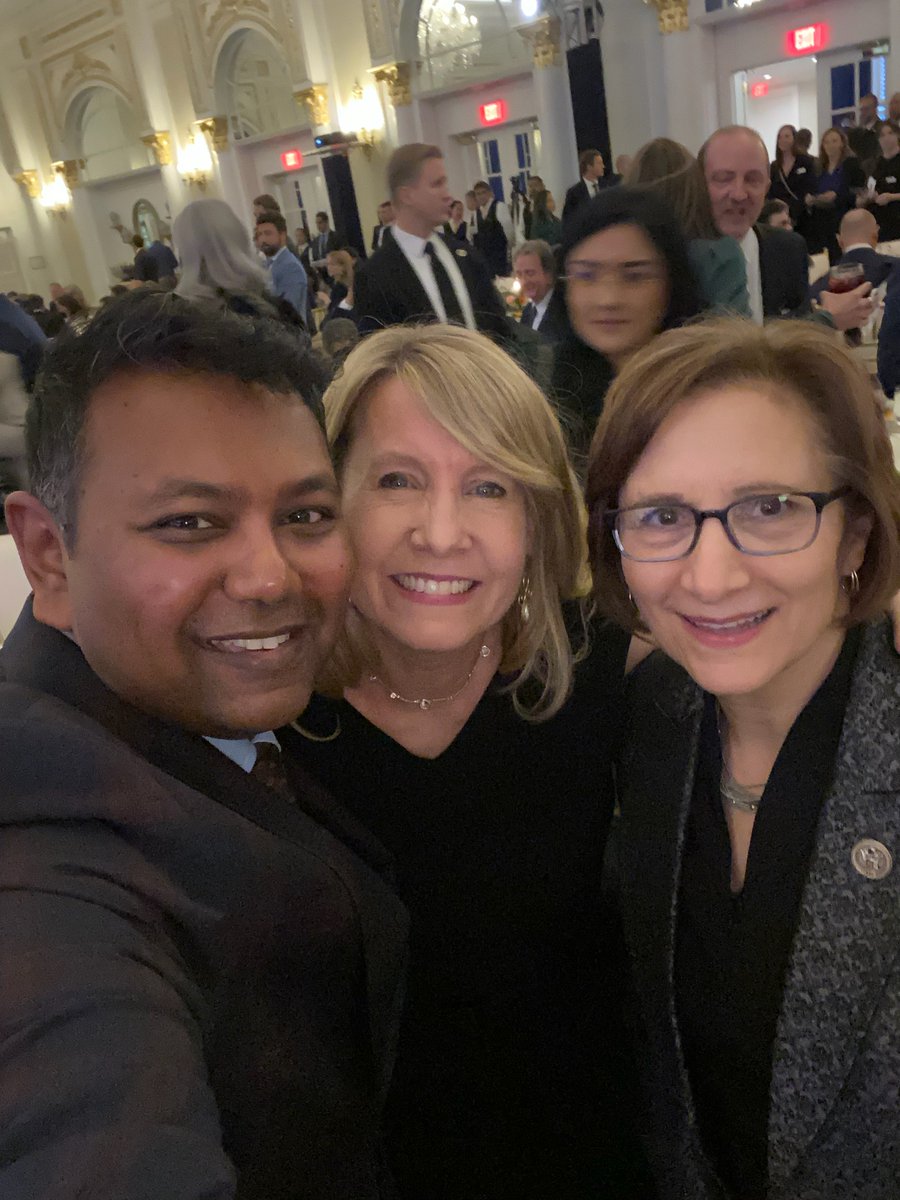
xmin=587 ymin=319 xmax=900 ymax=1200
xmin=550 ymin=187 xmax=702 ymax=461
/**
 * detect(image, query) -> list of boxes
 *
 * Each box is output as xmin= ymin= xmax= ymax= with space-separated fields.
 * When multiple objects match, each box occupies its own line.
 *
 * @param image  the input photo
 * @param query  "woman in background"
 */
xmin=443 ymin=199 xmax=469 ymax=242
xmin=867 ymin=120 xmax=900 ymax=245
xmin=319 ymin=248 xmax=357 ymax=325
xmin=550 ymin=186 xmax=702 ymax=460
xmin=627 ymin=137 xmax=749 ymax=316
xmin=804 ymin=127 xmax=866 ymax=262
xmin=529 ymin=187 xmax=563 ymax=245
xmin=587 ymin=318 xmax=900 ymax=1200
xmin=768 ymin=124 xmax=817 ymax=232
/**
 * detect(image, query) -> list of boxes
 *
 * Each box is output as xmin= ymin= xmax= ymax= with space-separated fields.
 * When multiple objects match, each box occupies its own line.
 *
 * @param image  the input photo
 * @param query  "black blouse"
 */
xmin=768 ymin=154 xmax=818 ymax=221
xmin=871 ymin=153 xmax=900 ymax=242
xmin=282 ymin=619 xmax=654 ymax=1200
xmin=675 ymin=627 xmax=862 ymax=1199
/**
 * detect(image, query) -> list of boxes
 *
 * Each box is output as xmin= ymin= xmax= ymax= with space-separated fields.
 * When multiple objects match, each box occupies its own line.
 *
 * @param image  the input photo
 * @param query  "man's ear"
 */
xmin=4 ymin=491 xmax=74 ymax=631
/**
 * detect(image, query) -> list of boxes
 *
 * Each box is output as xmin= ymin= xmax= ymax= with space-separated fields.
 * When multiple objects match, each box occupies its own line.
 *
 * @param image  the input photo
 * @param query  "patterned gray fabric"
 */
xmin=618 ymin=620 xmax=900 ymax=1200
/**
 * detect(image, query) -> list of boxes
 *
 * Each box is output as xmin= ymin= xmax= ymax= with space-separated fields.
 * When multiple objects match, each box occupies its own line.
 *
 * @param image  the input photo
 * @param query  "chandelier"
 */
xmin=419 ymin=0 xmax=482 ymax=85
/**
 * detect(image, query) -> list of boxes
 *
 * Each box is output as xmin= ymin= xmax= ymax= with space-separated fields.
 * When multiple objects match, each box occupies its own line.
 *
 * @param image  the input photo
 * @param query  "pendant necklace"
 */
xmin=369 ymin=644 xmax=491 ymax=712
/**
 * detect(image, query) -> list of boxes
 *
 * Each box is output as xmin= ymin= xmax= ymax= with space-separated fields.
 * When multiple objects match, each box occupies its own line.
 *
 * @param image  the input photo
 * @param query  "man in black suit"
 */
xmin=353 ymin=143 xmax=510 ymax=342
xmin=0 ymin=291 xmax=407 ymax=1199
xmin=562 ymin=148 xmax=606 ymax=224
xmin=699 ymin=124 xmax=875 ymax=332
xmin=810 ymin=208 xmax=898 ymax=301
xmin=371 ymin=200 xmax=394 ymax=251
xmin=512 ymin=239 xmax=568 ymax=345
xmin=847 ymin=92 xmax=883 ymax=176
xmin=310 ymin=211 xmax=339 ymax=268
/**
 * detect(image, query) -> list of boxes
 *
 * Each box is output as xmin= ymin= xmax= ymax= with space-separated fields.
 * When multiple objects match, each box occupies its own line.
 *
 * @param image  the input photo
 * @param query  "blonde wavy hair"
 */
xmin=322 ymin=323 xmax=589 ymax=719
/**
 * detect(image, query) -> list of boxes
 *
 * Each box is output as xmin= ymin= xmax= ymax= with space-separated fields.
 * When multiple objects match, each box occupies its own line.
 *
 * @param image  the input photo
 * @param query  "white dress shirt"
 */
xmin=391 ymin=224 xmax=477 ymax=330
xmin=741 ymin=228 xmax=764 ymax=325
xmin=531 ymin=287 xmax=554 ymax=331
xmin=582 ymin=176 xmax=600 ymax=199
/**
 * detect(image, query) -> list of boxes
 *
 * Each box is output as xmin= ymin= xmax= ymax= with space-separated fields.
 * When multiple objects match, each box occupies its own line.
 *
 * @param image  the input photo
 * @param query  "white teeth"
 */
xmin=396 ymin=575 xmax=474 ymax=596
xmin=215 ymin=633 xmax=292 ymax=651
xmin=690 ymin=613 xmax=768 ymax=631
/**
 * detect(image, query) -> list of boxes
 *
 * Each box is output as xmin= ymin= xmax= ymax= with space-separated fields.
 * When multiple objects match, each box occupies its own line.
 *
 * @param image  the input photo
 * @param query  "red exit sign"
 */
xmin=749 ymin=81 xmax=769 ymax=98
xmin=280 ymin=149 xmax=303 ymax=170
xmin=479 ymin=99 xmax=507 ymax=126
xmin=786 ymin=23 xmax=828 ymax=56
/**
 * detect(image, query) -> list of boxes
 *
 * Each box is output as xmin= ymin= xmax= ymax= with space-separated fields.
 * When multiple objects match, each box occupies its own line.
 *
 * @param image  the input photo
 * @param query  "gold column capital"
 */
xmin=295 ymin=84 xmax=329 ymax=127
xmin=518 ymin=17 xmax=562 ymax=69
xmin=643 ymin=0 xmax=688 ymax=34
xmin=53 ymin=159 xmax=84 ymax=189
xmin=141 ymin=131 xmax=172 ymax=166
xmin=12 ymin=169 xmax=40 ymax=198
xmin=370 ymin=62 xmax=412 ymax=108
xmin=197 ymin=116 xmax=229 ymax=153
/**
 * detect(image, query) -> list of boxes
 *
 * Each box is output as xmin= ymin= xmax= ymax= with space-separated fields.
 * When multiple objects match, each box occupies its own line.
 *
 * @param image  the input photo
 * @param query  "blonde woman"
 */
xmin=319 ymin=249 xmax=356 ymax=325
xmin=282 ymin=324 xmax=652 ymax=1199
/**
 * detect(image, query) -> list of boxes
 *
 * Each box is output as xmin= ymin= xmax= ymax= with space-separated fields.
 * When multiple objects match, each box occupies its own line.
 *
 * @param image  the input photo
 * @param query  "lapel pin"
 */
xmin=851 ymin=839 xmax=893 ymax=880
xmin=456 ymin=248 xmax=468 ymax=257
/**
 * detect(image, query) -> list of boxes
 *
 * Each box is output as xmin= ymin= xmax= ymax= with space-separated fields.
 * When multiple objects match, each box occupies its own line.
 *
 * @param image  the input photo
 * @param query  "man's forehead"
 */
xmin=707 ymin=131 xmax=767 ymax=171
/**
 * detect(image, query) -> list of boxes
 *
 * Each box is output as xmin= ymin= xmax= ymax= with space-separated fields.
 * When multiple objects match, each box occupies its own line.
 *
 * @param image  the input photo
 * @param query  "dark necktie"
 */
xmin=521 ymin=302 xmax=536 ymax=329
xmin=250 ymin=741 xmax=294 ymax=804
xmin=424 ymin=242 xmax=464 ymax=323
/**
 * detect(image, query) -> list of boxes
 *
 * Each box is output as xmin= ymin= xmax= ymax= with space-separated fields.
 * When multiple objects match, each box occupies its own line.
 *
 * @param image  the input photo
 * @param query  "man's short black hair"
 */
xmin=315 ymin=211 xmax=329 ymax=222
xmin=253 ymin=193 xmax=279 ymax=210
xmin=27 ymin=290 xmax=327 ymax=545
xmin=256 ymin=209 xmax=287 ymax=235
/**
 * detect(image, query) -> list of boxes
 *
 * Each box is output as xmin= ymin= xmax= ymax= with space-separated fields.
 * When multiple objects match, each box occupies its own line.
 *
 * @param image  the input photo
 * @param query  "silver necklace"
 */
xmin=716 ymin=704 xmax=766 ymax=814
xmin=720 ymin=769 xmax=764 ymax=814
xmin=368 ymin=644 xmax=491 ymax=712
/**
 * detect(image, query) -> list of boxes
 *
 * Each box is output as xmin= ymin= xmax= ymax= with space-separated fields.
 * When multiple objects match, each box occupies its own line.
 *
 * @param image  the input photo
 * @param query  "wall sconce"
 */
xmin=39 ymin=167 xmax=72 ymax=215
xmin=177 ymin=130 xmax=214 ymax=188
xmin=347 ymin=80 xmax=383 ymax=156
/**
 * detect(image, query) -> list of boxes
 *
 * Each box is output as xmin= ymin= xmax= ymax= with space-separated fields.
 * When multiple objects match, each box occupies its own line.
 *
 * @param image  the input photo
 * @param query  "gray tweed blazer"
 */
xmin=617 ymin=619 xmax=900 ymax=1200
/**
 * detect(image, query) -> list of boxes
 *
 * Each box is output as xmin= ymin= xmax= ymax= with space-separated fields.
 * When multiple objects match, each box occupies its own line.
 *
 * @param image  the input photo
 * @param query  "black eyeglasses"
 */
xmin=605 ymin=487 xmax=850 ymax=563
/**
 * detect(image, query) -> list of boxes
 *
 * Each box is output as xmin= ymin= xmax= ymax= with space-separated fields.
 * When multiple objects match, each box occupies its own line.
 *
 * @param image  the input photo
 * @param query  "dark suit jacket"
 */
xmin=757 ymin=223 xmax=813 ymax=319
xmin=0 ymin=603 xmax=408 ymax=1200
xmin=524 ymin=288 xmax=569 ymax=345
xmin=311 ymin=229 xmax=340 ymax=263
xmin=371 ymin=224 xmax=393 ymax=252
xmin=616 ymin=620 xmax=900 ymax=1199
xmin=562 ymin=179 xmax=595 ymax=224
xmin=353 ymin=231 xmax=511 ymax=343
xmin=847 ymin=124 xmax=882 ymax=175
xmin=878 ymin=262 xmax=900 ymax=396
xmin=810 ymin=245 xmax=898 ymax=301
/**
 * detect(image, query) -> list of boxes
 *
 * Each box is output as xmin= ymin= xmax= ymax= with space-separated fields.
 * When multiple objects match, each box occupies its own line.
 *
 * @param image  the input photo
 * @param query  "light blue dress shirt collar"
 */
xmin=205 ymin=730 xmax=280 ymax=773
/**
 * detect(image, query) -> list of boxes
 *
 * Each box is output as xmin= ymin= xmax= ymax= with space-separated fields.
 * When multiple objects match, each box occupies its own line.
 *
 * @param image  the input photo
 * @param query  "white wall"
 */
xmin=797 ymin=79 xmax=818 ymax=145
xmin=83 ymin=166 xmax=170 ymax=287
xmin=746 ymin=87 xmax=801 ymax=161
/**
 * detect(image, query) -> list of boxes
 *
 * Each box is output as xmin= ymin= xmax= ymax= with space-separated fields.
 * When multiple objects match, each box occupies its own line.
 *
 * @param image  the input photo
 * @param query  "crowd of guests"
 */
xmin=1 ymin=110 xmax=899 ymax=1200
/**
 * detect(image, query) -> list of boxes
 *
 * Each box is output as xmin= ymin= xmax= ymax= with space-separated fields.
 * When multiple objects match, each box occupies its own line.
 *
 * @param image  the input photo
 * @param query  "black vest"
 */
xmin=474 ymin=201 xmax=508 ymax=277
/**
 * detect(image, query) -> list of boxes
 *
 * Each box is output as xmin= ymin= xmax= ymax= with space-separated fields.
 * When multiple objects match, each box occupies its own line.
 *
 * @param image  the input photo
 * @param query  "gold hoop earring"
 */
xmin=841 ymin=569 xmax=860 ymax=596
xmin=517 ymin=575 xmax=532 ymax=623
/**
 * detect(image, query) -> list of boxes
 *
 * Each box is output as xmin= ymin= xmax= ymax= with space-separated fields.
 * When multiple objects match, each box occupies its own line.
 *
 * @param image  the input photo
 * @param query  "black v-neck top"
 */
xmin=282 ymin=619 xmax=654 ymax=1199
xmin=675 ymin=627 xmax=862 ymax=1199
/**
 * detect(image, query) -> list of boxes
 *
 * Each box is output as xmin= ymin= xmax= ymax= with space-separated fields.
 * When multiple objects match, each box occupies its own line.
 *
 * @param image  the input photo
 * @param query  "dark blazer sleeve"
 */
xmin=0 ymin=708 xmax=235 ymax=1199
xmin=562 ymin=182 xmax=583 ymax=224
xmin=450 ymin=239 xmax=513 ymax=343
xmin=877 ymin=266 xmax=900 ymax=397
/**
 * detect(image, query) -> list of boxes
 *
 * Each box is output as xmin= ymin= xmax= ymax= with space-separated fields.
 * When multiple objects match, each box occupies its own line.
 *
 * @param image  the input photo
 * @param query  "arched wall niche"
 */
xmin=63 ymin=85 xmax=153 ymax=180
xmin=213 ymin=26 xmax=299 ymax=142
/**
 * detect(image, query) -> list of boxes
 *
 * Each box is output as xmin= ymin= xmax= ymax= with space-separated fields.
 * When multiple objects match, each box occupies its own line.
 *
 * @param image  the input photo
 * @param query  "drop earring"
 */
xmin=517 ymin=575 xmax=532 ymax=623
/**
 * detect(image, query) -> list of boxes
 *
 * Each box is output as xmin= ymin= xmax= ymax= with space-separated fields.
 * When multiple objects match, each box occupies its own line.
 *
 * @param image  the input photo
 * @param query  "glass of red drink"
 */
xmin=828 ymin=262 xmax=866 ymax=293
